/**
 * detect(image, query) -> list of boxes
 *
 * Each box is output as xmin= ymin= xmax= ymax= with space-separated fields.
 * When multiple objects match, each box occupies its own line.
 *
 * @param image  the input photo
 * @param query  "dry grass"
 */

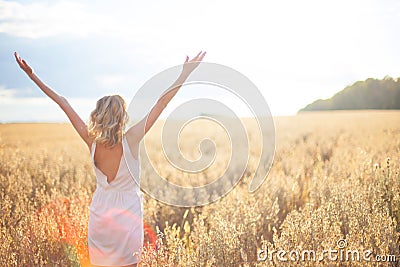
xmin=0 ymin=111 xmax=399 ymax=266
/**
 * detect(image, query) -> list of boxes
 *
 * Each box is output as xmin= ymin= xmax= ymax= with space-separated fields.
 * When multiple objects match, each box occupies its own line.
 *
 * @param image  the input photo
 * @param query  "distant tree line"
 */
xmin=300 ymin=76 xmax=400 ymax=112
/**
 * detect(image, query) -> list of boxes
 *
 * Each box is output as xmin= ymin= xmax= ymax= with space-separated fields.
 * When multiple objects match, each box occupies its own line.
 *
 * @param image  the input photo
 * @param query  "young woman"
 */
xmin=14 ymin=51 xmax=206 ymax=267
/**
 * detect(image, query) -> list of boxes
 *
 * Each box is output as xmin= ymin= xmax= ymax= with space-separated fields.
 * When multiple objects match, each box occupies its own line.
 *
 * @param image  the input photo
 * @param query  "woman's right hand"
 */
xmin=181 ymin=51 xmax=206 ymax=76
xmin=14 ymin=52 xmax=34 ymax=76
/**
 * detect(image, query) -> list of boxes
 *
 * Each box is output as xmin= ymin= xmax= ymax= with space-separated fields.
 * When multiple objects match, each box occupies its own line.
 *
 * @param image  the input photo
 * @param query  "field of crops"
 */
xmin=1 ymin=111 xmax=399 ymax=266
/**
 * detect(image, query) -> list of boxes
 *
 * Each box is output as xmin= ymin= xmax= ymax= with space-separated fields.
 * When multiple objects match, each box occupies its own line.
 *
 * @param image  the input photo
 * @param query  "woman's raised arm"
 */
xmin=126 ymin=51 xmax=206 ymax=143
xmin=14 ymin=52 xmax=92 ymax=148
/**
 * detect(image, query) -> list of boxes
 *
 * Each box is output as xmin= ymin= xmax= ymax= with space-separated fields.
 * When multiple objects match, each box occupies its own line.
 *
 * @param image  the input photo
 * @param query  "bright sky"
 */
xmin=1 ymin=0 xmax=400 ymax=122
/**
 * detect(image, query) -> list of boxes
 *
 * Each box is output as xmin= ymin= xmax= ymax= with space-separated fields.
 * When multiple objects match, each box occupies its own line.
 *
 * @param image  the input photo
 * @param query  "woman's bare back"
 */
xmin=92 ymin=135 xmax=140 ymax=184
xmin=92 ymin=142 xmax=123 ymax=184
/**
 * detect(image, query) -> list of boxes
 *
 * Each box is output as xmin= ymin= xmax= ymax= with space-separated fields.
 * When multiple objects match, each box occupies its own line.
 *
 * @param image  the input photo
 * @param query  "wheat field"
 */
xmin=0 ymin=111 xmax=399 ymax=266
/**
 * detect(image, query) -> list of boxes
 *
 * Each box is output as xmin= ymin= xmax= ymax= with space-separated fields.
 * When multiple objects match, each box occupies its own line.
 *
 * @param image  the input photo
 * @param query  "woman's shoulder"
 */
xmin=88 ymin=137 xmax=95 ymax=151
xmin=123 ymin=133 xmax=140 ymax=160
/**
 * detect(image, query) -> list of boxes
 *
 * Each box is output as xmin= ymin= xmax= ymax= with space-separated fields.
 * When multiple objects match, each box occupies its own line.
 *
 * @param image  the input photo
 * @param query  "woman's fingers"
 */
xmin=14 ymin=52 xmax=33 ymax=74
xmin=195 ymin=51 xmax=202 ymax=58
xmin=199 ymin=51 xmax=206 ymax=60
xmin=188 ymin=51 xmax=206 ymax=63
xmin=15 ymin=52 xmax=25 ymax=67
xmin=14 ymin=52 xmax=21 ymax=64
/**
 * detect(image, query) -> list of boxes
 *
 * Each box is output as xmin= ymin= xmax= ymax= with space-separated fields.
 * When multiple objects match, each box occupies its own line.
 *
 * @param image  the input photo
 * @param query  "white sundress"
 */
xmin=88 ymin=135 xmax=144 ymax=266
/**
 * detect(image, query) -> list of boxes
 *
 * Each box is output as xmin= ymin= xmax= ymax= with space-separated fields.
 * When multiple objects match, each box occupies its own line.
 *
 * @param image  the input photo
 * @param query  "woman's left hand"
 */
xmin=181 ymin=51 xmax=206 ymax=76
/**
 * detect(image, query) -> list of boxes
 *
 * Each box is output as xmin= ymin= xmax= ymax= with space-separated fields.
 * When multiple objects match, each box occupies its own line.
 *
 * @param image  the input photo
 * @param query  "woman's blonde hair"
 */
xmin=88 ymin=95 xmax=129 ymax=148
